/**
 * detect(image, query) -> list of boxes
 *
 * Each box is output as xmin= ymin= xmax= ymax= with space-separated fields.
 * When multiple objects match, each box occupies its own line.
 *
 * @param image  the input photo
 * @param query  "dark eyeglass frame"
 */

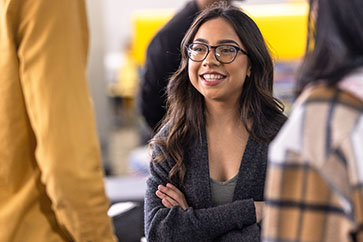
xmin=186 ymin=42 xmax=249 ymax=64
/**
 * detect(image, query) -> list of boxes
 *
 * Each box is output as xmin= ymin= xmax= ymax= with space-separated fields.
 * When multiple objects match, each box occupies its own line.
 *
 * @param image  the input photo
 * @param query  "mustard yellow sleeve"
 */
xmin=14 ymin=0 xmax=117 ymax=241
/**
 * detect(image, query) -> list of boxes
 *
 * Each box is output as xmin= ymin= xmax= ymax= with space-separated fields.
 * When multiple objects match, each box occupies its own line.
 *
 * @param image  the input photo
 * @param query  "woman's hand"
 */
xmin=156 ymin=183 xmax=189 ymax=210
xmin=254 ymin=201 xmax=265 ymax=223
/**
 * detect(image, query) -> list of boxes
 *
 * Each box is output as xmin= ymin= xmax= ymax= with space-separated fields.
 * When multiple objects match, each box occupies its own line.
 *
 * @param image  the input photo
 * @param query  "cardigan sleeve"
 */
xmin=144 ymin=157 xmax=257 ymax=242
xmin=214 ymin=225 xmax=261 ymax=242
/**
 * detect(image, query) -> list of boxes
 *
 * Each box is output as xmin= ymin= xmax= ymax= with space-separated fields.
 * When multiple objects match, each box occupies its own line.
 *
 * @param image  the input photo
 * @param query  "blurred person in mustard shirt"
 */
xmin=0 ymin=0 xmax=117 ymax=241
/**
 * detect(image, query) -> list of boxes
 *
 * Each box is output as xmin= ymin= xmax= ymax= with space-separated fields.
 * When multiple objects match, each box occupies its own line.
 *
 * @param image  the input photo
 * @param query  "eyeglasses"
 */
xmin=186 ymin=43 xmax=248 ymax=64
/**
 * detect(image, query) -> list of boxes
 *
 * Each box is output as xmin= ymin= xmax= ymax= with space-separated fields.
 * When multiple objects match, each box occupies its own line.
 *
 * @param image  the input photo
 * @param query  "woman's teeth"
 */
xmin=202 ymin=74 xmax=224 ymax=81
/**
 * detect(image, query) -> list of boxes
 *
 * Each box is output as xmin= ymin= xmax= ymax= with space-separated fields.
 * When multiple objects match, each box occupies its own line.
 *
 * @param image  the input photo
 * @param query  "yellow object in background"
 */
xmin=131 ymin=9 xmax=174 ymax=66
xmin=246 ymin=2 xmax=308 ymax=60
xmin=131 ymin=1 xmax=308 ymax=66
xmin=109 ymin=51 xmax=139 ymax=98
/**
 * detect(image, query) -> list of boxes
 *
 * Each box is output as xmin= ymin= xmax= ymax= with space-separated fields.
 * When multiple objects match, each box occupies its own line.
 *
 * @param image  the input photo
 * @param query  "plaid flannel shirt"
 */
xmin=263 ymin=71 xmax=363 ymax=242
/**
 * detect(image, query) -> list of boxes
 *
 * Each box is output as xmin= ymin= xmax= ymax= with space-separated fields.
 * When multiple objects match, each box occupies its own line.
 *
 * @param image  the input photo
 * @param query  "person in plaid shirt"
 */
xmin=262 ymin=0 xmax=363 ymax=241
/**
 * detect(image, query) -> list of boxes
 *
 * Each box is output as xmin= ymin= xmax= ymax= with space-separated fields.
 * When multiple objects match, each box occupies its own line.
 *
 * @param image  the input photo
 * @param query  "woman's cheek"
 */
xmin=188 ymin=63 xmax=197 ymax=86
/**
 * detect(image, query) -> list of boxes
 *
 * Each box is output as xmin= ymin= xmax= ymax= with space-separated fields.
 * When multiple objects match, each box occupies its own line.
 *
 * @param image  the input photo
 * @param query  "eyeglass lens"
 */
xmin=187 ymin=43 xmax=238 ymax=63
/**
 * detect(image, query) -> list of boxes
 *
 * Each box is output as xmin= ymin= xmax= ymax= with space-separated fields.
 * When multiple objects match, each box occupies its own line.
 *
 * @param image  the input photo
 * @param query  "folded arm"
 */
xmin=145 ymin=160 xmax=257 ymax=242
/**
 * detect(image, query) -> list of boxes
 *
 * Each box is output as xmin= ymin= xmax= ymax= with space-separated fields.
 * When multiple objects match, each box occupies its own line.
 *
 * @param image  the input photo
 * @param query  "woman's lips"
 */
xmin=200 ymin=73 xmax=226 ymax=86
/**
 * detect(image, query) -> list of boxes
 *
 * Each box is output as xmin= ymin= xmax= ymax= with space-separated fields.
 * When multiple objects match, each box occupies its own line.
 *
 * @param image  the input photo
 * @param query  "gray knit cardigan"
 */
xmin=144 ymin=128 xmax=269 ymax=242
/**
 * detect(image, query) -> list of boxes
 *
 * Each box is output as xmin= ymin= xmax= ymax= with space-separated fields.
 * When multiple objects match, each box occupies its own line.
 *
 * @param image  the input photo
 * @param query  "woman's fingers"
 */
xmin=156 ymin=184 xmax=189 ymax=210
xmin=166 ymin=183 xmax=184 ymax=197
xmin=166 ymin=184 xmax=189 ymax=210
xmin=156 ymin=190 xmax=178 ymax=206
xmin=161 ymin=197 xmax=173 ymax=208
xmin=157 ymin=184 xmax=189 ymax=210
xmin=158 ymin=184 xmax=180 ymax=202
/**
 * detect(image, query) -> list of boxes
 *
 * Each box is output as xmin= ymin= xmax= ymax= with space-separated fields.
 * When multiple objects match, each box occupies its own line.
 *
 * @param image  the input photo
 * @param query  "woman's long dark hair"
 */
xmin=296 ymin=0 xmax=363 ymax=93
xmin=151 ymin=3 xmax=286 ymax=184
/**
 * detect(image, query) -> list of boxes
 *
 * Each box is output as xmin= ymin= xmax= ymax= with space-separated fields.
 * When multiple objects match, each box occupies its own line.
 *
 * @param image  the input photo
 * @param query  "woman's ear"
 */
xmin=247 ymin=66 xmax=252 ymax=77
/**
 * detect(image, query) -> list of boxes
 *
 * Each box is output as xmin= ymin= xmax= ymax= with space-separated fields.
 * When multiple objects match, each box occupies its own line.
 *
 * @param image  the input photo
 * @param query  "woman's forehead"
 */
xmin=193 ymin=18 xmax=242 ymax=46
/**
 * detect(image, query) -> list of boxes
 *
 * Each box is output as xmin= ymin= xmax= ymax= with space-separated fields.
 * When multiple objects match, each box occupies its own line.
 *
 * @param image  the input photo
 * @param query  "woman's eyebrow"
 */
xmin=217 ymin=39 xmax=240 ymax=46
xmin=193 ymin=38 xmax=240 ymax=46
xmin=193 ymin=38 xmax=208 ymax=43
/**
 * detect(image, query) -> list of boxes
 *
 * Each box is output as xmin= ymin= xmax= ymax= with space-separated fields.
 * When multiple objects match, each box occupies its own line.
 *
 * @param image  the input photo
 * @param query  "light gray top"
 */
xmin=210 ymin=173 xmax=239 ymax=206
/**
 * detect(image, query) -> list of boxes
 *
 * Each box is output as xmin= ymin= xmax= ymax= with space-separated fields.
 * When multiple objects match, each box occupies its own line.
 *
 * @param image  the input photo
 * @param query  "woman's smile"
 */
xmin=200 ymin=71 xmax=227 ymax=86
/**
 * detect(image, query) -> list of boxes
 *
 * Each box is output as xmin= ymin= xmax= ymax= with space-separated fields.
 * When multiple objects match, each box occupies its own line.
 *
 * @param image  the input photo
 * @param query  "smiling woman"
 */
xmin=144 ymin=3 xmax=287 ymax=242
xmin=188 ymin=17 xmax=250 ymax=103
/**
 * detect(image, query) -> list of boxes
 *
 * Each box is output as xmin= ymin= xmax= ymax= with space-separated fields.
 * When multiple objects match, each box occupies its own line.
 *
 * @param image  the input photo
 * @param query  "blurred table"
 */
xmin=105 ymin=175 xmax=148 ymax=203
xmin=105 ymin=175 xmax=148 ymax=242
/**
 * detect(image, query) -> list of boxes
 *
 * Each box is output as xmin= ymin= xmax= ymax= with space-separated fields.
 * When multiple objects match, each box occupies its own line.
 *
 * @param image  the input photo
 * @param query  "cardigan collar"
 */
xmin=196 ymin=126 xmax=255 ymax=207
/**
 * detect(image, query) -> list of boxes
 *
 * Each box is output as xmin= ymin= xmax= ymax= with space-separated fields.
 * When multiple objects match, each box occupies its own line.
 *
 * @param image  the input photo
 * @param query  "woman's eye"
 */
xmin=220 ymin=47 xmax=235 ymax=53
xmin=193 ymin=47 xmax=205 ymax=52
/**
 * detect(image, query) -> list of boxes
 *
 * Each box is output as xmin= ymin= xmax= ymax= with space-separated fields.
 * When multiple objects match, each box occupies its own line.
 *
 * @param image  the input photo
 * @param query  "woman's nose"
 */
xmin=203 ymin=49 xmax=219 ymax=66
